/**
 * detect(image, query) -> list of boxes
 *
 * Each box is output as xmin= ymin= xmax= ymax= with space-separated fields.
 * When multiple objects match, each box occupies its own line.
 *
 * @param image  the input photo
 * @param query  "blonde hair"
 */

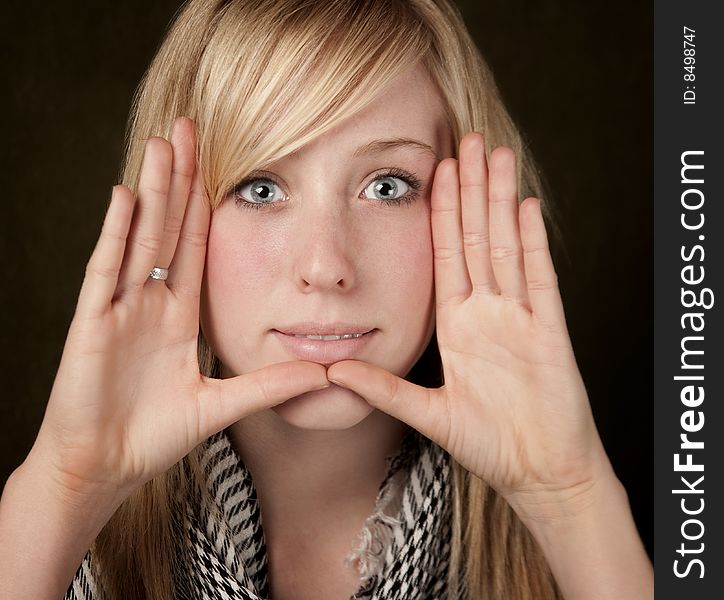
xmin=93 ymin=1 xmax=562 ymax=598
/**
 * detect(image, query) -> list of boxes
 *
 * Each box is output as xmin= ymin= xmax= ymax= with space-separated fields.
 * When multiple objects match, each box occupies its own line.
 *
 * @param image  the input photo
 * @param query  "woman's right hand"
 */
xmin=30 ymin=117 xmax=329 ymax=506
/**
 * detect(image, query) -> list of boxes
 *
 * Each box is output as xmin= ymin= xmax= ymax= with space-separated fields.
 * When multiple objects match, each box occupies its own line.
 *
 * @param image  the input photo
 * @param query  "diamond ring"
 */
xmin=148 ymin=267 xmax=169 ymax=281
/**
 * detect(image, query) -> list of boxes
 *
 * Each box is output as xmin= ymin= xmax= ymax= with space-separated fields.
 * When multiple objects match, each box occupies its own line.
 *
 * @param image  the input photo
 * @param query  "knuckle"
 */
xmin=163 ymin=213 xmax=184 ymax=237
xmin=385 ymin=374 xmax=402 ymax=406
xmin=527 ymin=277 xmax=558 ymax=292
xmin=489 ymin=245 xmax=520 ymax=263
xmin=252 ymin=376 xmax=272 ymax=405
xmin=189 ymin=187 xmax=207 ymax=203
xmin=171 ymin=164 xmax=194 ymax=180
xmin=430 ymin=205 xmax=457 ymax=216
xmin=85 ymin=262 xmax=119 ymax=281
xmin=139 ymin=183 xmax=170 ymax=197
xmin=132 ymin=233 xmax=163 ymax=254
xmin=524 ymin=245 xmax=548 ymax=257
xmin=178 ymin=229 xmax=208 ymax=248
xmin=433 ymin=245 xmax=464 ymax=261
xmin=488 ymin=191 xmax=516 ymax=204
xmin=462 ymin=230 xmax=490 ymax=248
xmin=100 ymin=227 xmax=128 ymax=243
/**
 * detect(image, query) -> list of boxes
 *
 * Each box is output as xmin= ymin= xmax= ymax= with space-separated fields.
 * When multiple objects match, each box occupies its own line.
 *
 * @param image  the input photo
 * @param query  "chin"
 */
xmin=271 ymin=383 xmax=375 ymax=430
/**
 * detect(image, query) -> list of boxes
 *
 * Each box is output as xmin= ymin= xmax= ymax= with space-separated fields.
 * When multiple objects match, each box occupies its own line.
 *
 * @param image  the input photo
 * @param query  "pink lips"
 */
xmin=272 ymin=329 xmax=376 ymax=365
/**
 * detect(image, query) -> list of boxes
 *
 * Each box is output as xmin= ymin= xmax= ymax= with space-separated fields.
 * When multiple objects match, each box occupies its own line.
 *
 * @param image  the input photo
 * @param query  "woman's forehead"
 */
xmin=280 ymin=66 xmax=450 ymax=160
xmin=348 ymin=65 xmax=445 ymax=126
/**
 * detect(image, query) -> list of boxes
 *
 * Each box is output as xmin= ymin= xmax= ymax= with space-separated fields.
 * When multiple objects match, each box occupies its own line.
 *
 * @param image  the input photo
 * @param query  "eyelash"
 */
xmin=230 ymin=167 xmax=424 ymax=211
xmin=370 ymin=168 xmax=423 ymax=207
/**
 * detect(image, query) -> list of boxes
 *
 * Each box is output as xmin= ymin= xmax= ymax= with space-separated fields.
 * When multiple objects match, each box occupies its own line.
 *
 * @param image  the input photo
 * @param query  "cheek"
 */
xmin=368 ymin=208 xmax=434 ymax=315
xmin=202 ymin=211 xmax=282 ymax=327
xmin=208 ymin=210 xmax=282 ymax=283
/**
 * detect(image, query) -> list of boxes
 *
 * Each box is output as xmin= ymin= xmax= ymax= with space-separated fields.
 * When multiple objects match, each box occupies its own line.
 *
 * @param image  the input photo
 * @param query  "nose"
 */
xmin=292 ymin=207 xmax=357 ymax=293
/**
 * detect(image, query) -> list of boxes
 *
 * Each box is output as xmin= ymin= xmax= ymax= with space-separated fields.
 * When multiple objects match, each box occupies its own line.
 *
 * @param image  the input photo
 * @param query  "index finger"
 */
xmin=165 ymin=161 xmax=211 ymax=299
xmin=431 ymin=158 xmax=472 ymax=307
xmin=155 ymin=117 xmax=197 ymax=269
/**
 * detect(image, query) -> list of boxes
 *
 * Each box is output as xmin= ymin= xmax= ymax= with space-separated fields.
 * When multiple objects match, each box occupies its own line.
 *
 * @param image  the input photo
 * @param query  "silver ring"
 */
xmin=148 ymin=267 xmax=169 ymax=281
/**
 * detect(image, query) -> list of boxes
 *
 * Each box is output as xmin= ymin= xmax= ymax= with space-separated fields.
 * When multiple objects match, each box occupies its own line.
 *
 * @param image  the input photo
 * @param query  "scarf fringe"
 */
xmin=343 ymin=462 xmax=407 ymax=585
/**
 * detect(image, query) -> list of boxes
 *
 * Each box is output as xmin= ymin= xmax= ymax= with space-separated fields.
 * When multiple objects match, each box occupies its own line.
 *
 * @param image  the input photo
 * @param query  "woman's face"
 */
xmin=201 ymin=64 xmax=452 ymax=430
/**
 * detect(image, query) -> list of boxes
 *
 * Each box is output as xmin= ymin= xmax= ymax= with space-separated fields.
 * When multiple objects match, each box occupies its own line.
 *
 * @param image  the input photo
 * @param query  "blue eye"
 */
xmin=362 ymin=169 xmax=423 ymax=206
xmin=233 ymin=177 xmax=287 ymax=209
xmin=364 ymin=176 xmax=409 ymax=201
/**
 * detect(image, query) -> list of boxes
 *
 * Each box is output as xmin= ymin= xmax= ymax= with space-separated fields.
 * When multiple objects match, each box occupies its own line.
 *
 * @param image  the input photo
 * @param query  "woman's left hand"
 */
xmin=326 ymin=132 xmax=614 ymax=518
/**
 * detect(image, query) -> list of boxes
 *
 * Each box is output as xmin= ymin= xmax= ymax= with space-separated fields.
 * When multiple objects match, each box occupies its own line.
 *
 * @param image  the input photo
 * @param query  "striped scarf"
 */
xmin=65 ymin=427 xmax=456 ymax=599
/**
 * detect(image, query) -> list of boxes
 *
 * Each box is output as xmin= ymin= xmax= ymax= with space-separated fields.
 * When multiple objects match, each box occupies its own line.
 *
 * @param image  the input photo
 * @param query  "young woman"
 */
xmin=0 ymin=0 xmax=653 ymax=598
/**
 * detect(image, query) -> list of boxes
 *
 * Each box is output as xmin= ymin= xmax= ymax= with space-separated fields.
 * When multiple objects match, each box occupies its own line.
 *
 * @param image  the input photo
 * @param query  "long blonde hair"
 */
xmin=93 ymin=1 xmax=562 ymax=598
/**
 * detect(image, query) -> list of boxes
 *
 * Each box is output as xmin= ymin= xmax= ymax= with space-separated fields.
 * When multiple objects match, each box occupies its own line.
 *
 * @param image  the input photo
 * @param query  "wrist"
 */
xmin=29 ymin=426 xmax=135 ymax=504
xmin=1 ymin=453 xmax=122 ymax=599
xmin=502 ymin=461 xmax=653 ymax=600
xmin=16 ymin=441 xmax=128 ymax=530
xmin=513 ymin=469 xmax=627 ymax=547
xmin=504 ymin=449 xmax=622 ymax=531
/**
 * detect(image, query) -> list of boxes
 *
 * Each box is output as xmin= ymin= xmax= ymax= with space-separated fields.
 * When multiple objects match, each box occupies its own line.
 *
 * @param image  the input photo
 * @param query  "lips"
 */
xmin=275 ymin=322 xmax=374 ymax=336
xmin=272 ymin=328 xmax=376 ymax=365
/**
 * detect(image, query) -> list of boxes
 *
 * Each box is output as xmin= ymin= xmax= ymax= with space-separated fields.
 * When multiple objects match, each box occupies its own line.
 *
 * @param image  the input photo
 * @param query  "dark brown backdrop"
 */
xmin=0 ymin=1 xmax=653 ymax=557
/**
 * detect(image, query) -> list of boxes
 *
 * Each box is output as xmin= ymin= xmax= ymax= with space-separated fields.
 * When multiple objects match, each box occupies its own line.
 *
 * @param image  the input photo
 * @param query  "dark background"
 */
xmin=0 ymin=1 xmax=653 ymax=558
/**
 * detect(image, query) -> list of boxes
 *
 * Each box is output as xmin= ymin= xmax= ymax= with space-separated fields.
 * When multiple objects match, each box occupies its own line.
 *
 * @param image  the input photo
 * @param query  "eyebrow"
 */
xmin=352 ymin=137 xmax=441 ymax=161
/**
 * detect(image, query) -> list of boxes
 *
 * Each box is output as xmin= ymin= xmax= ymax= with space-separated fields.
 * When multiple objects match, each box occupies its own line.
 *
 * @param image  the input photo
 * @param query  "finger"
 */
xmin=431 ymin=158 xmax=471 ymax=307
xmin=459 ymin=132 xmax=497 ymax=294
xmin=166 ymin=157 xmax=210 ymax=298
xmin=519 ymin=197 xmax=566 ymax=329
xmin=76 ymin=185 xmax=136 ymax=317
xmin=155 ymin=117 xmax=196 ymax=269
xmin=326 ymin=361 xmax=445 ymax=445
xmin=488 ymin=147 xmax=529 ymax=307
xmin=115 ymin=137 xmax=173 ymax=295
xmin=196 ymin=361 xmax=330 ymax=438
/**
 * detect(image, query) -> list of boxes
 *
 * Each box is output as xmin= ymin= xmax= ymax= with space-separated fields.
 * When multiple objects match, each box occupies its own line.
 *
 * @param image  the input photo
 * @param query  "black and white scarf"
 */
xmin=65 ymin=428 xmax=458 ymax=599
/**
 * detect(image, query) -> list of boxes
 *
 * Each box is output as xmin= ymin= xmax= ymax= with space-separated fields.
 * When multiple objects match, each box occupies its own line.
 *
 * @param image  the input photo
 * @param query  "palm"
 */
xmin=49 ymin=288 xmax=204 ymax=490
xmin=327 ymin=132 xmax=601 ymax=500
xmin=433 ymin=287 xmax=591 ymax=495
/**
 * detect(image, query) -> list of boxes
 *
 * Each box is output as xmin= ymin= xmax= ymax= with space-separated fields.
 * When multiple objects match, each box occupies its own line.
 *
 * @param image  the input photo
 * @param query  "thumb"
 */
xmin=197 ymin=360 xmax=330 ymax=438
xmin=326 ymin=360 xmax=442 ymax=442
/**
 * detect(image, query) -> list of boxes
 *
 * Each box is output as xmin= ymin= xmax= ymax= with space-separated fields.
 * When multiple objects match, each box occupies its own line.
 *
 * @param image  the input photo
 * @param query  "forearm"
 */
xmin=0 ymin=448 xmax=121 ymax=599
xmin=511 ymin=469 xmax=653 ymax=600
